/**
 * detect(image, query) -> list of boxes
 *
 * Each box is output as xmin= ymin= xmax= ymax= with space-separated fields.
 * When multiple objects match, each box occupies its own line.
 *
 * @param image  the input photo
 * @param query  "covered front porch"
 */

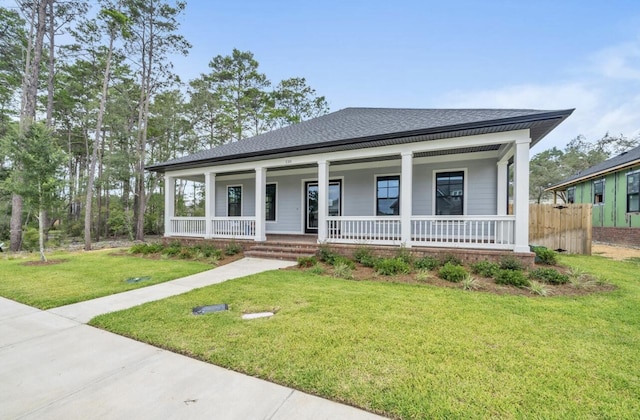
xmin=163 ymin=129 xmax=532 ymax=253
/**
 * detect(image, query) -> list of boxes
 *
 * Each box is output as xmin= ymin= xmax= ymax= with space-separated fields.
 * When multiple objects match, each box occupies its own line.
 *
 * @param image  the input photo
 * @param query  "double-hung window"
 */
xmin=628 ymin=171 xmax=640 ymax=213
xmin=435 ymin=171 xmax=464 ymax=215
xmin=376 ymin=176 xmax=400 ymax=216
xmin=566 ymin=187 xmax=575 ymax=204
xmin=593 ymin=179 xmax=604 ymax=205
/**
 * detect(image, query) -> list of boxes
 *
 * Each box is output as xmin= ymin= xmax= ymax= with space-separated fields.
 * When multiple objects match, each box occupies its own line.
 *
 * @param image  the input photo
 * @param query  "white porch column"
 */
xmin=164 ymin=174 xmax=175 ymax=237
xmin=254 ymin=167 xmax=267 ymax=242
xmin=400 ymin=152 xmax=413 ymax=247
xmin=513 ymin=138 xmax=531 ymax=252
xmin=317 ymin=160 xmax=329 ymax=242
xmin=496 ymin=161 xmax=508 ymax=216
xmin=204 ymin=172 xmax=215 ymax=238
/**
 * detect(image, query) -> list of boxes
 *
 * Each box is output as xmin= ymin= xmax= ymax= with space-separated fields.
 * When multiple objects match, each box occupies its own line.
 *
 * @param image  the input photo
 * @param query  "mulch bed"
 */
xmin=22 ymin=259 xmax=68 ymax=267
xmin=286 ymin=263 xmax=617 ymax=297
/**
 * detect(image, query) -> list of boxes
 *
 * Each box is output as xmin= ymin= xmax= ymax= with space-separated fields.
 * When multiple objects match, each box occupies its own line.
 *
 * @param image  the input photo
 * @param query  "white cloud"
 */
xmin=439 ymin=39 xmax=640 ymax=154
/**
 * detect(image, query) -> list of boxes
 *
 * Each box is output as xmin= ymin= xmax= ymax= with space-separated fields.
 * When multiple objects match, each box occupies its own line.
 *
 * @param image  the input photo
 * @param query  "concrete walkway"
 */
xmin=0 ymin=258 xmax=385 ymax=420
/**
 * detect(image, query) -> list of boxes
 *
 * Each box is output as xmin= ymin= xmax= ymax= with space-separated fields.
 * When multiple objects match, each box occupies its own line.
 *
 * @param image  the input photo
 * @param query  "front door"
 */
xmin=305 ymin=180 xmax=341 ymax=234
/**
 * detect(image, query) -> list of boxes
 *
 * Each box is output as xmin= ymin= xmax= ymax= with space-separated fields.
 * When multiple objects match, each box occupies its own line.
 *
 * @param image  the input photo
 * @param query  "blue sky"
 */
xmin=173 ymin=0 xmax=640 ymax=153
xmin=4 ymin=0 xmax=640 ymax=153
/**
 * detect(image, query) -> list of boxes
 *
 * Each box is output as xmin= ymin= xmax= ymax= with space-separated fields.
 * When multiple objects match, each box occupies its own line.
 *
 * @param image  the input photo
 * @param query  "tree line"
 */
xmin=530 ymin=133 xmax=639 ymax=203
xmin=0 ymin=0 xmax=328 ymax=259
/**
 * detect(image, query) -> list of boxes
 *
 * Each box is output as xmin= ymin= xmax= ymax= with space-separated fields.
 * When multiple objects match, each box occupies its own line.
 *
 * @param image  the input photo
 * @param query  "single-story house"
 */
xmin=147 ymin=107 xmax=573 ymax=259
xmin=547 ymin=144 xmax=640 ymax=247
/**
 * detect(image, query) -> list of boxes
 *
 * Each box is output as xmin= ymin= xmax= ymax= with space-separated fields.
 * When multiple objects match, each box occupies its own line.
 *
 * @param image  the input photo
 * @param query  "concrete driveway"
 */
xmin=0 ymin=258 xmax=385 ymax=420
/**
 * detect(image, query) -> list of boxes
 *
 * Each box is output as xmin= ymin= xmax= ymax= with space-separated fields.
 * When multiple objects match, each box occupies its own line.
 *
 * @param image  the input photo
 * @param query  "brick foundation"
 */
xmin=162 ymin=237 xmax=254 ymax=251
xmin=162 ymin=236 xmax=535 ymax=267
xmin=592 ymin=227 xmax=640 ymax=248
xmin=327 ymin=244 xmax=535 ymax=268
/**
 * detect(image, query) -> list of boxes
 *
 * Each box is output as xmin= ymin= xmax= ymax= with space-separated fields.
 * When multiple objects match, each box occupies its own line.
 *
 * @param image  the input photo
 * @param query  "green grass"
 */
xmin=90 ymin=254 xmax=640 ymax=419
xmin=0 ymin=249 xmax=211 ymax=309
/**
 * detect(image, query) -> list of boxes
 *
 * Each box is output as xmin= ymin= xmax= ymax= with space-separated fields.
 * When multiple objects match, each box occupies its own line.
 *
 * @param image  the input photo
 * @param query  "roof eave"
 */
xmin=546 ymin=158 xmax=640 ymax=191
xmin=147 ymin=108 xmax=574 ymax=173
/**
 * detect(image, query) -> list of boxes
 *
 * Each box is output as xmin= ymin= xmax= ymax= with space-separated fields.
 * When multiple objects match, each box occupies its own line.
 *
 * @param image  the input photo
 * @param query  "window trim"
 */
xmin=265 ymin=182 xmax=277 ymax=222
xmin=226 ymin=184 xmax=243 ymax=217
xmin=374 ymin=173 xmax=401 ymax=216
xmin=593 ymin=178 xmax=605 ymax=205
xmin=432 ymin=168 xmax=468 ymax=216
xmin=627 ymin=170 xmax=640 ymax=213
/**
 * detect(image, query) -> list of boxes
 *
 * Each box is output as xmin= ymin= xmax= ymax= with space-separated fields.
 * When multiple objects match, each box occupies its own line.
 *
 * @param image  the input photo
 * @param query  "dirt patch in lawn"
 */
xmin=22 ymin=259 xmax=68 ymax=267
xmin=286 ymin=262 xmax=616 ymax=297
xmin=592 ymin=243 xmax=640 ymax=261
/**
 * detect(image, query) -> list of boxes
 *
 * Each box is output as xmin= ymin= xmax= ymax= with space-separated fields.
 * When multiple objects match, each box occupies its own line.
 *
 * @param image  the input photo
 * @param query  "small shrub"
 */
xmin=499 ymin=255 xmax=525 ymax=271
xmin=461 ymin=273 xmax=479 ymax=291
xmin=374 ymin=257 xmax=411 ymax=276
xmin=495 ymin=269 xmax=530 ymax=287
xmin=129 ymin=243 xmax=150 ymax=254
xmin=331 ymin=255 xmax=355 ymax=269
xmin=297 ymin=256 xmax=318 ymax=268
xmin=193 ymin=244 xmax=220 ymax=258
xmin=353 ymin=246 xmax=376 ymax=267
xmin=317 ymin=244 xmax=337 ymax=264
xmin=414 ymin=255 xmax=440 ymax=271
xmin=438 ymin=262 xmax=468 ymax=283
xmin=22 ymin=227 xmax=39 ymax=252
xmin=527 ymin=280 xmax=551 ymax=296
xmin=471 ymin=260 xmax=499 ymax=278
xmin=207 ymin=255 xmax=220 ymax=266
xmin=395 ymin=245 xmax=414 ymax=265
xmin=529 ymin=268 xmax=569 ymax=285
xmin=178 ymin=247 xmax=195 ymax=259
xmin=162 ymin=242 xmax=182 ymax=256
xmin=308 ymin=264 xmax=325 ymax=275
xmin=440 ymin=254 xmax=462 ymax=266
xmin=332 ymin=262 xmax=353 ymax=279
xmin=224 ymin=241 xmax=243 ymax=256
xmin=532 ymin=246 xmax=558 ymax=265
xmin=415 ymin=269 xmax=430 ymax=282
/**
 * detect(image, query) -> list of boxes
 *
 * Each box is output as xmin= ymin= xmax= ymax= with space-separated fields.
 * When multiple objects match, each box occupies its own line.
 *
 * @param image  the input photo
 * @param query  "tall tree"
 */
xmin=272 ymin=77 xmax=329 ymax=127
xmin=83 ymin=7 xmax=130 ymax=250
xmin=125 ymin=0 xmax=190 ymax=240
xmin=9 ymin=0 xmax=48 ymax=252
xmin=3 ymin=123 xmax=65 ymax=261
xmin=207 ymin=49 xmax=270 ymax=141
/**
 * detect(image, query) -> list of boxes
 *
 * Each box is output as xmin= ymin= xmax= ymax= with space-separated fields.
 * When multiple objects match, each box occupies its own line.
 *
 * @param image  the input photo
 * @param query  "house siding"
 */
xmin=209 ymin=157 xmax=500 ymax=235
xmin=566 ymin=164 xmax=640 ymax=246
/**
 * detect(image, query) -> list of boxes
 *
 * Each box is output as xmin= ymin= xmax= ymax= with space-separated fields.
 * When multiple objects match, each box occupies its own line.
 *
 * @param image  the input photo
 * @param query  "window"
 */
xmin=593 ymin=179 xmax=604 ymax=205
xmin=566 ymin=187 xmax=575 ymax=204
xmin=435 ymin=171 xmax=464 ymax=215
xmin=628 ymin=172 xmax=640 ymax=213
xmin=266 ymin=183 xmax=276 ymax=221
xmin=227 ymin=186 xmax=242 ymax=216
xmin=376 ymin=175 xmax=400 ymax=215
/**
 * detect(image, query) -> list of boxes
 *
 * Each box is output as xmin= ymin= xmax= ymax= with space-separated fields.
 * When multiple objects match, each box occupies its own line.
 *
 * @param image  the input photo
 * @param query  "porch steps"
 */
xmin=245 ymin=241 xmax=319 ymax=261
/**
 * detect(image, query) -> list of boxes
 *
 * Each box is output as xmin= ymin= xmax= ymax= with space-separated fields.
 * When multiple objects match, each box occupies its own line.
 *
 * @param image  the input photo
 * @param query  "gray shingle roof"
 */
xmin=548 ymin=144 xmax=640 ymax=190
xmin=148 ymin=107 xmax=573 ymax=172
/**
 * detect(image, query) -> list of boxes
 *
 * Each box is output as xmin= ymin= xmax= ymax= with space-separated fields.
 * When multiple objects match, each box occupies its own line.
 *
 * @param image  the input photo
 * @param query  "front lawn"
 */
xmin=0 ymin=249 xmax=211 ymax=309
xmin=90 ymin=254 xmax=640 ymax=419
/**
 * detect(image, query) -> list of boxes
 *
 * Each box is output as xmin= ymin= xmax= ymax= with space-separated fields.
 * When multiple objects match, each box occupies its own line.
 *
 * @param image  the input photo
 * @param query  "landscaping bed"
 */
xmin=288 ymin=245 xmax=616 ymax=298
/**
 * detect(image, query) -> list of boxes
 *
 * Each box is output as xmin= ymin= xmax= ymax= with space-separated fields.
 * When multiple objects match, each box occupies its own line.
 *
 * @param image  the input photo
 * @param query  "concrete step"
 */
xmin=245 ymin=250 xmax=315 ymax=261
xmin=249 ymin=244 xmax=318 ymax=254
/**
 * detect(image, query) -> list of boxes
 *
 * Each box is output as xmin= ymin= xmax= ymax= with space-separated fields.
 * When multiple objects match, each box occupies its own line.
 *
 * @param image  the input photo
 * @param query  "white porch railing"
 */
xmin=211 ymin=217 xmax=256 ymax=239
xmin=326 ymin=216 xmax=402 ymax=245
xmin=411 ymin=216 xmax=515 ymax=249
xmin=170 ymin=217 xmax=206 ymax=237
xmin=325 ymin=215 xmax=515 ymax=249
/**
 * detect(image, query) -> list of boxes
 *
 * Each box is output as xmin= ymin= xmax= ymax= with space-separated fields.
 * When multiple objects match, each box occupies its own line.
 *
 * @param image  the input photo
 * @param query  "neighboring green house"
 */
xmin=547 ymin=145 xmax=640 ymax=247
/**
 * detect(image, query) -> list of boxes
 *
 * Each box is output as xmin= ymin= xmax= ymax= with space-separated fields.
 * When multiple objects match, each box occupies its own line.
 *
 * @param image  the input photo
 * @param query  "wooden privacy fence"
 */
xmin=529 ymin=203 xmax=592 ymax=255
